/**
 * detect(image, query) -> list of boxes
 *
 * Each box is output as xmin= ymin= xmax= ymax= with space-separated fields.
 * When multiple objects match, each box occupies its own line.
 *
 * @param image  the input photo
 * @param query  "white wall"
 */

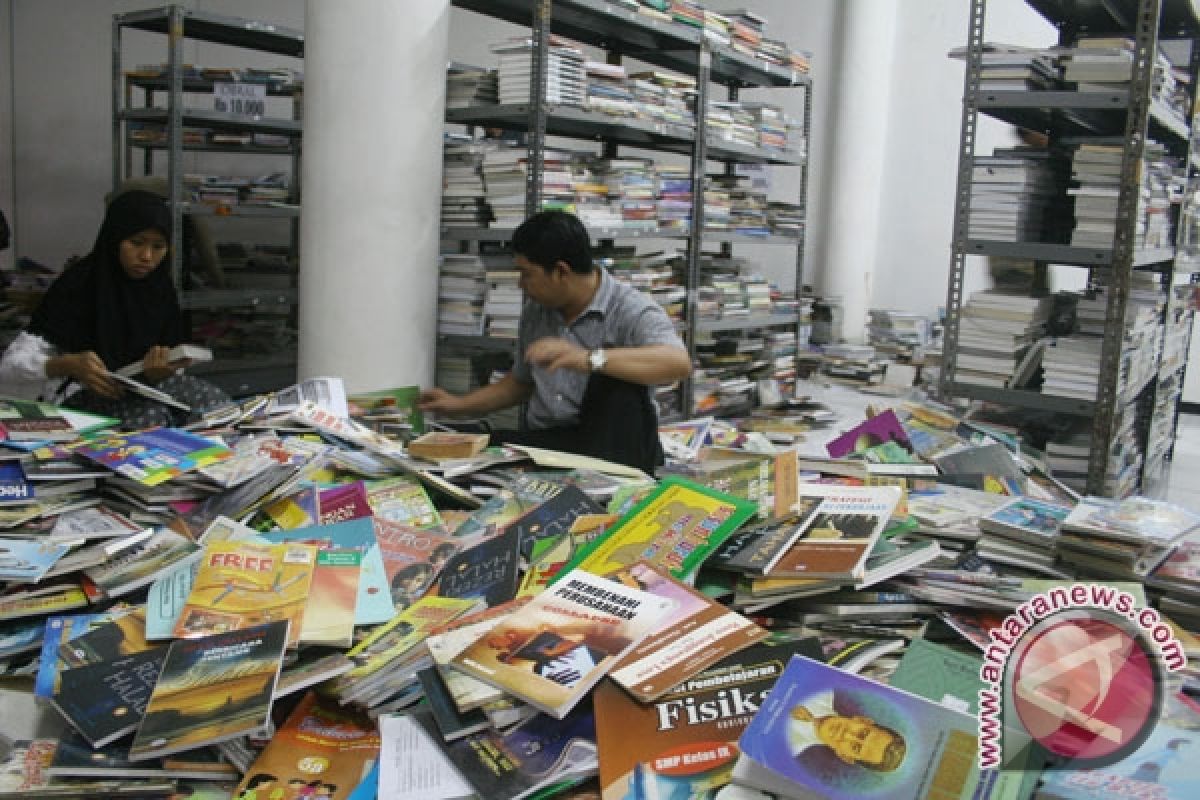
xmin=873 ymin=0 xmax=1058 ymax=322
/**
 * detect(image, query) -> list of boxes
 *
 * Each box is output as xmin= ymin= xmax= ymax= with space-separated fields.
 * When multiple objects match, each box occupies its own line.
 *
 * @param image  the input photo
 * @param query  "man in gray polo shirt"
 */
xmin=419 ymin=211 xmax=692 ymax=472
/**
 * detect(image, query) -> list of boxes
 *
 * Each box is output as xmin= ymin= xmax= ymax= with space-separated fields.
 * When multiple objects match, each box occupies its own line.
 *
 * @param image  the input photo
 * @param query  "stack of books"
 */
xmin=1062 ymin=36 xmax=1133 ymax=87
xmin=583 ymin=61 xmax=635 ymax=117
xmin=483 ymin=269 xmax=522 ymax=339
xmin=627 ymin=69 xmax=696 ymax=130
xmin=707 ymin=101 xmax=758 ymax=147
xmin=440 ymin=135 xmax=493 ymax=228
xmin=445 ymin=63 xmax=498 ymax=109
xmin=655 ymin=164 xmax=694 ymax=232
xmin=481 ymin=147 xmax=577 ymax=228
xmin=969 ymin=148 xmax=1059 ymax=242
xmin=977 ymin=47 xmax=1059 ymax=90
xmin=868 ymin=309 xmax=932 ymax=359
xmin=436 ymin=254 xmax=500 ymax=337
xmin=977 ymin=497 xmax=1069 ymax=577
xmin=954 ymin=290 xmax=1052 ymax=388
xmin=492 ymin=37 xmax=586 ymax=106
xmin=1059 ymin=496 xmax=1200 ymax=580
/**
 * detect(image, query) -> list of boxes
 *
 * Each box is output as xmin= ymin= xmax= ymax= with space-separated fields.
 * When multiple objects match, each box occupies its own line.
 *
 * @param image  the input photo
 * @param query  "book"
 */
xmin=376 ymin=713 xmax=474 ymax=800
xmin=57 ymin=607 xmax=152 ymax=667
xmin=365 ymin=475 xmax=442 ymax=528
xmin=108 ymin=372 xmax=191 ymax=412
xmin=506 ymin=484 xmax=604 ymax=561
xmin=825 ymin=409 xmax=913 ymax=459
xmin=407 ymin=431 xmax=490 ymax=461
xmin=172 ymin=540 xmax=318 ymax=647
xmin=299 ymin=548 xmax=362 ymax=647
xmin=762 ymin=484 xmax=902 ymax=582
xmin=412 ymin=705 xmax=598 ymax=800
xmin=130 ymin=621 xmax=290 ymax=761
xmin=0 ymin=398 xmax=76 ymax=442
xmin=47 ymin=731 xmax=237 ymax=781
xmin=0 ymin=583 xmax=89 ymax=622
xmin=51 ymin=647 xmax=167 ymax=747
xmin=372 ymin=517 xmax=458 ymax=610
xmin=83 ymin=527 xmax=202 ymax=598
xmin=231 ymin=691 xmax=381 ymax=800
xmin=979 ymin=496 xmax=1070 ymax=546
xmin=424 ymin=598 xmax=532 ymax=713
xmin=595 ymin=640 xmax=821 ymax=800
xmin=259 ymin=517 xmax=395 ymax=626
xmin=435 ymin=525 xmax=522 ymax=607
xmin=417 ymin=666 xmax=492 ymax=741
xmin=318 ymin=480 xmax=373 ymax=525
xmin=0 ymin=536 xmax=70 ymax=583
xmin=555 ymin=477 xmax=758 ymax=582
xmin=114 ymin=344 xmax=213 ymax=377
xmin=450 ymin=567 xmax=676 ymax=719
xmin=733 ymin=655 xmax=981 ymax=800
xmin=74 ymin=428 xmax=232 ymax=487
xmin=604 ymin=561 xmax=768 ymax=702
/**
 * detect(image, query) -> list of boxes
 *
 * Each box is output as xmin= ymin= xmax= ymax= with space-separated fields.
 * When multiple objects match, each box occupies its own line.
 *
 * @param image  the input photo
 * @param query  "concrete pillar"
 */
xmin=814 ymin=0 xmax=897 ymax=343
xmin=299 ymin=0 xmax=449 ymax=392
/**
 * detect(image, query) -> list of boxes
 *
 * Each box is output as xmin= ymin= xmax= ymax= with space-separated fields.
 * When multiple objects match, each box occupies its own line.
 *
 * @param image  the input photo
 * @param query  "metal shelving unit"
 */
xmin=942 ymin=0 xmax=1199 ymax=497
xmin=112 ymin=5 xmax=303 ymax=397
xmin=441 ymin=0 xmax=812 ymax=419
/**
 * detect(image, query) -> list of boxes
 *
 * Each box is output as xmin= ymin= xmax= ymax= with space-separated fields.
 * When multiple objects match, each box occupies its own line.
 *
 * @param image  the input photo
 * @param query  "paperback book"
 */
xmin=51 ymin=647 xmax=166 ymax=747
xmin=130 ymin=620 xmax=290 ymax=761
xmin=733 ymin=655 xmax=981 ymax=800
xmin=556 ymin=476 xmax=758 ymax=581
xmin=450 ymin=567 xmax=676 ymax=718
xmin=298 ymin=548 xmax=362 ymax=647
xmin=435 ymin=524 xmax=522 ymax=607
xmin=372 ymin=517 xmax=458 ymax=610
xmin=74 ymin=428 xmax=232 ymax=486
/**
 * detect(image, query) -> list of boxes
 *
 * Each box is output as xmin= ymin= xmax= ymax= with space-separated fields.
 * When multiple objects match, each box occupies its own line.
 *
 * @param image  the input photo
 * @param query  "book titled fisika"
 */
xmin=451 ymin=567 xmax=676 ymax=719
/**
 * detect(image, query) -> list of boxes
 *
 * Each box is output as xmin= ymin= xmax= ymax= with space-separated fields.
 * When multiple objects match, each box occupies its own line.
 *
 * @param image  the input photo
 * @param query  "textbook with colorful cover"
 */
xmin=424 ymin=597 xmax=532 ymax=713
xmin=172 ymin=540 xmax=318 ymax=647
xmin=506 ymin=485 xmax=604 ymax=561
xmin=318 ymin=481 xmax=373 ymax=525
xmin=733 ymin=655 xmax=981 ymax=800
xmin=435 ymin=525 xmax=522 ymax=607
xmin=555 ymin=477 xmax=758 ymax=582
xmin=604 ymin=561 xmax=768 ymax=702
xmin=74 ymin=427 xmax=232 ymax=486
xmin=130 ymin=621 xmax=289 ymax=761
xmin=450 ymin=567 xmax=677 ymax=719
xmin=762 ymin=484 xmax=902 ymax=583
xmin=596 ymin=640 xmax=819 ymax=800
xmin=231 ymin=691 xmax=381 ymax=800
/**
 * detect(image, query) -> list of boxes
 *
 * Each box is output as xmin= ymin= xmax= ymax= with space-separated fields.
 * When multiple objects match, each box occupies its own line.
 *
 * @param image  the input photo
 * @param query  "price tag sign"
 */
xmin=213 ymin=82 xmax=266 ymax=117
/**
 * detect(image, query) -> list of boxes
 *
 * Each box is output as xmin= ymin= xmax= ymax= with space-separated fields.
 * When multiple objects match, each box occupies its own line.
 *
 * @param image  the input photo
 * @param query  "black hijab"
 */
xmin=29 ymin=190 xmax=185 ymax=370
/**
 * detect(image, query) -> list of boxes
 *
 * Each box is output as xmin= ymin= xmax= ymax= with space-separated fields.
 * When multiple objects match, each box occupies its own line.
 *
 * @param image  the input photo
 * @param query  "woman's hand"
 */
xmin=141 ymin=346 xmax=175 ymax=384
xmin=53 ymin=351 xmax=120 ymax=398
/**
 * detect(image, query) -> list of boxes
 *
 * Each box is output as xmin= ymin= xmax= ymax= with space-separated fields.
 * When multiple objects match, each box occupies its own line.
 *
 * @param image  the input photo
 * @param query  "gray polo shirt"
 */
xmin=512 ymin=268 xmax=685 ymax=430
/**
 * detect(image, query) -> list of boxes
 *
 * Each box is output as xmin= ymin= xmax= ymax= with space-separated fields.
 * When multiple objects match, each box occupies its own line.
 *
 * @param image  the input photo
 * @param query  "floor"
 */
xmin=1168 ymin=413 xmax=1200 ymax=508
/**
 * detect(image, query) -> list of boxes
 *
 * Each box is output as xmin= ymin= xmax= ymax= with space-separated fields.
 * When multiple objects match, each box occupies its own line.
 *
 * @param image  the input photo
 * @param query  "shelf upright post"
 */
xmin=525 ymin=0 xmax=552 ymax=219
xmin=112 ymin=15 xmax=123 ymax=194
xmin=940 ymin=0 xmax=988 ymax=400
xmin=1087 ymin=0 xmax=1161 ymax=496
xmin=683 ymin=40 xmax=712 ymax=418
xmin=166 ymin=4 xmax=186 ymax=296
xmin=795 ymin=76 xmax=813 ymax=294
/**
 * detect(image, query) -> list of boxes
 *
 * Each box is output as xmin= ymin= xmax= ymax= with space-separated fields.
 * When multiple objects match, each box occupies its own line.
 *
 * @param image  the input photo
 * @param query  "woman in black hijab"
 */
xmin=1 ymin=190 xmax=228 ymax=427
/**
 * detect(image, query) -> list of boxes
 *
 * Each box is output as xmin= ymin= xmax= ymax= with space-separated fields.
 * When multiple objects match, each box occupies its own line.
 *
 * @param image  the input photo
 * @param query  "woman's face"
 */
xmin=118 ymin=228 xmax=168 ymax=279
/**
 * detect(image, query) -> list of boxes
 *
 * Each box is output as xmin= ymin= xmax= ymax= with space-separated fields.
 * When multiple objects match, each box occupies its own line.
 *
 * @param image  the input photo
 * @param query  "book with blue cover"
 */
xmin=260 ymin=516 xmax=395 ymax=625
xmin=734 ymin=655 xmax=981 ymax=800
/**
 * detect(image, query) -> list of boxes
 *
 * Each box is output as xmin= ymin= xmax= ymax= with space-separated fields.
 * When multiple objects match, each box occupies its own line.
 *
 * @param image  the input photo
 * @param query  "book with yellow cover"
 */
xmin=172 ymin=541 xmax=318 ymax=647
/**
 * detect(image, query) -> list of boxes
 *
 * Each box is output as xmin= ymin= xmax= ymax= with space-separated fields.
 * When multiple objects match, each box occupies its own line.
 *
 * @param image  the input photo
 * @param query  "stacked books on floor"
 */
xmin=5 ymin=385 xmax=1200 ymax=799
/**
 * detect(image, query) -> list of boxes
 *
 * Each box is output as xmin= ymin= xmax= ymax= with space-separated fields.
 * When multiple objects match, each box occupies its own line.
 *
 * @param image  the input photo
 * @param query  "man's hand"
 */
xmin=142 ymin=346 xmax=175 ymax=384
xmin=525 ymin=337 xmax=589 ymax=373
xmin=418 ymin=387 xmax=468 ymax=416
xmin=69 ymin=351 xmax=121 ymax=398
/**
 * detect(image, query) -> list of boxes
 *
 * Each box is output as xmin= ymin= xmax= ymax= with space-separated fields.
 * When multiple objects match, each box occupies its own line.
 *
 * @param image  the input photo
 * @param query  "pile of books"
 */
xmin=868 ymin=309 xmax=933 ymax=360
xmin=440 ymin=134 xmax=493 ymax=228
xmin=969 ymin=148 xmax=1060 ymax=242
xmin=492 ymin=37 xmax=586 ymax=106
xmin=583 ymin=61 xmax=636 ymax=117
xmin=445 ymin=63 xmax=498 ymax=109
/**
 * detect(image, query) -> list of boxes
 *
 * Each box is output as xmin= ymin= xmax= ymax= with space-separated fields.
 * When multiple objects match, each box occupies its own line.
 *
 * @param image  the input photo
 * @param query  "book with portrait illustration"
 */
xmin=129 ymin=621 xmax=289 ymax=761
xmin=172 ymin=540 xmax=317 ymax=647
xmin=604 ymin=561 xmax=768 ymax=703
xmin=425 ymin=597 xmax=532 ymax=713
xmin=450 ymin=567 xmax=676 ymax=719
xmin=555 ymin=477 xmax=758 ymax=582
xmin=762 ymin=484 xmax=902 ymax=582
xmin=733 ymin=655 xmax=982 ymax=800
xmin=372 ymin=517 xmax=458 ymax=610
xmin=231 ymin=691 xmax=380 ymax=800
xmin=595 ymin=640 xmax=820 ymax=800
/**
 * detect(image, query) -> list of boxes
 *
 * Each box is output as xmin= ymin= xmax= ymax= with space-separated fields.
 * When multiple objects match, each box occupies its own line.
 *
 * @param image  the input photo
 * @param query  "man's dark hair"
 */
xmin=511 ymin=211 xmax=593 ymax=274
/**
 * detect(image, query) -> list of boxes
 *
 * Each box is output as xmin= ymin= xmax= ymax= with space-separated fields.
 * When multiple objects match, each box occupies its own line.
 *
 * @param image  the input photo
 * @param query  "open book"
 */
xmin=108 ymin=344 xmax=213 ymax=413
